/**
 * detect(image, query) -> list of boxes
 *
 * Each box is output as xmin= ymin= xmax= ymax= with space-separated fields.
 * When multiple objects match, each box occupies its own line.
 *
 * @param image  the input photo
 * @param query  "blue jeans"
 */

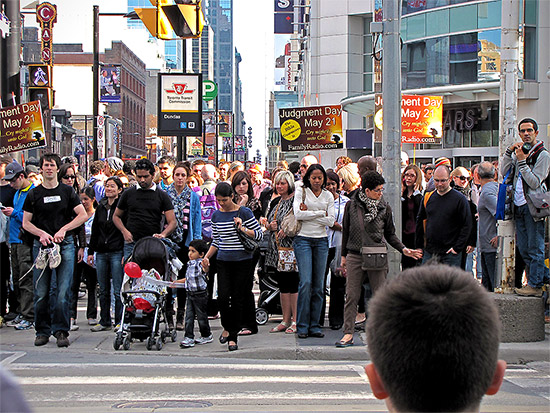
xmin=123 ymin=242 xmax=135 ymax=262
xmin=33 ymin=238 xmax=75 ymax=337
xmin=96 ymin=251 xmax=124 ymax=326
xmin=515 ymin=204 xmax=549 ymax=288
xmin=422 ymin=250 xmax=462 ymax=268
xmin=293 ymin=236 xmax=329 ymax=335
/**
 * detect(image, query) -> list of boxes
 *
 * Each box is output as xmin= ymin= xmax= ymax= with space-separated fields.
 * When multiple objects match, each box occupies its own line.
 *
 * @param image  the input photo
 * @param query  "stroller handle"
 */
xmin=122 ymin=290 xmax=164 ymax=300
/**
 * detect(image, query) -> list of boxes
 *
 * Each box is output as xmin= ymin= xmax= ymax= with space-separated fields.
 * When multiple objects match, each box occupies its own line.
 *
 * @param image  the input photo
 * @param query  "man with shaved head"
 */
xmin=357 ymin=155 xmax=378 ymax=177
xmin=415 ymin=165 xmax=472 ymax=267
xmin=299 ymin=154 xmax=318 ymax=179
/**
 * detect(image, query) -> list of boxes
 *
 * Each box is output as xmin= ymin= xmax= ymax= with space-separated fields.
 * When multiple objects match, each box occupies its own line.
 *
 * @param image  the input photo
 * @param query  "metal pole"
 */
xmin=92 ymin=5 xmax=99 ymax=160
xmin=381 ymin=0 xmax=402 ymax=277
xmin=215 ymin=94 xmax=219 ymax=166
xmin=496 ymin=0 xmax=520 ymax=293
xmin=5 ymin=0 xmax=20 ymax=105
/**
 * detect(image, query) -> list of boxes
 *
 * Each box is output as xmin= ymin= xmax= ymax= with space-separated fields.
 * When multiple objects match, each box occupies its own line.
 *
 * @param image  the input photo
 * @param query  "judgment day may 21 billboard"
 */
xmin=279 ymin=105 xmax=343 ymax=152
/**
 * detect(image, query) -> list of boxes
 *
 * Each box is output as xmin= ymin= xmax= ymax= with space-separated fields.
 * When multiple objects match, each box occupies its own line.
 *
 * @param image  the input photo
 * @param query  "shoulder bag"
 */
xmin=273 ymin=201 xmax=298 ymax=272
xmin=496 ymin=168 xmax=514 ymax=221
xmin=357 ymin=207 xmax=388 ymax=271
xmin=280 ymin=186 xmax=306 ymax=237
xmin=235 ymin=207 xmax=261 ymax=252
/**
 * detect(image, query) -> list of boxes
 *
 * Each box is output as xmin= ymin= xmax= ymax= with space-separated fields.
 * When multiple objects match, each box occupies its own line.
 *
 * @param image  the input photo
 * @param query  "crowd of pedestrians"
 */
xmin=0 ymin=116 xmax=548 ymax=349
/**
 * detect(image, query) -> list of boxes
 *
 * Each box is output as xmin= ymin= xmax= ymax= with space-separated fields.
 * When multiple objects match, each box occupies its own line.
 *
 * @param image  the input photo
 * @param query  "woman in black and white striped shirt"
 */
xmin=202 ymin=182 xmax=262 ymax=351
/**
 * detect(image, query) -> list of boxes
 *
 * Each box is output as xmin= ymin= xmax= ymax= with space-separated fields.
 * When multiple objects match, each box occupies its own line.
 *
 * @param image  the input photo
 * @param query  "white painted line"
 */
xmin=23 ymin=392 xmax=377 ymax=402
xmin=19 ymin=375 xmax=365 ymax=385
xmin=0 ymin=351 xmax=26 ymax=366
xmin=351 ymin=365 xmax=369 ymax=382
xmin=9 ymin=362 xmax=362 ymax=372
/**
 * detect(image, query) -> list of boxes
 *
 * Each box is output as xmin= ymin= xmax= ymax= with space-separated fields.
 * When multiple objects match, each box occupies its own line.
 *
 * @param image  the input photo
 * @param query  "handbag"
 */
xmin=235 ymin=207 xmax=261 ymax=252
xmin=273 ymin=201 xmax=298 ymax=272
xmin=357 ymin=208 xmax=388 ymax=271
xmin=527 ymin=191 xmax=550 ymax=218
xmin=496 ymin=168 xmax=513 ymax=221
xmin=280 ymin=186 xmax=306 ymax=237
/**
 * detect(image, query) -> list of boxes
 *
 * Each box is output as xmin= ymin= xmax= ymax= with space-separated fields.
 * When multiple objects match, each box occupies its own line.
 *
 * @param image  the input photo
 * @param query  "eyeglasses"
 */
xmin=300 ymin=164 xmax=308 ymax=168
xmin=403 ymin=173 xmax=416 ymax=178
xmin=455 ymin=176 xmax=469 ymax=181
xmin=371 ymin=187 xmax=384 ymax=193
xmin=520 ymin=128 xmax=534 ymax=133
xmin=62 ymin=175 xmax=76 ymax=180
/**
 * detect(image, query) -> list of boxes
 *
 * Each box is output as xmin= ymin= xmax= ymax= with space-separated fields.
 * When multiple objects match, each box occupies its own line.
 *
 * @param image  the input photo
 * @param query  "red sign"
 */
xmin=36 ymin=2 xmax=56 ymax=65
xmin=41 ymin=48 xmax=51 ymax=62
xmin=42 ymin=28 xmax=51 ymax=41
xmin=36 ymin=2 xmax=57 ymax=24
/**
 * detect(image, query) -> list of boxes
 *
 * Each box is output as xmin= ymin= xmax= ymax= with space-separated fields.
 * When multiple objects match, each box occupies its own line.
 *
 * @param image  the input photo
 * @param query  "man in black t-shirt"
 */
xmin=113 ymin=158 xmax=176 ymax=260
xmin=22 ymin=153 xmax=87 ymax=347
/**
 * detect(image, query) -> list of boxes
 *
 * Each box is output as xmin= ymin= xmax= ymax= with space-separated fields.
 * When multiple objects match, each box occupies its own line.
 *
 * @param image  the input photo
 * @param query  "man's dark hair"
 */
xmin=135 ymin=158 xmax=155 ymax=176
xmin=361 ymin=170 xmax=385 ymax=190
xmin=189 ymin=239 xmax=208 ymax=256
xmin=231 ymin=171 xmax=254 ymax=200
xmin=191 ymin=159 xmax=206 ymax=167
xmin=424 ymin=163 xmax=435 ymax=172
xmin=158 ymin=156 xmax=176 ymax=167
xmin=89 ymin=160 xmax=105 ymax=176
xmin=288 ymin=161 xmax=301 ymax=175
xmin=123 ymin=160 xmax=136 ymax=176
xmin=39 ymin=153 xmax=61 ymax=169
xmin=214 ymin=181 xmax=234 ymax=198
xmin=518 ymin=117 xmax=538 ymax=132
xmin=366 ymin=265 xmax=501 ymax=412
xmin=302 ymin=164 xmax=327 ymax=189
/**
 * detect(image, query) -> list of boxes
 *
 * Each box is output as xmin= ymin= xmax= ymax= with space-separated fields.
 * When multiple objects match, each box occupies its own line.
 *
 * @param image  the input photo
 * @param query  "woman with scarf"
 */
xmin=336 ymin=171 xmax=421 ymax=347
xmin=166 ymin=162 xmax=202 ymax=330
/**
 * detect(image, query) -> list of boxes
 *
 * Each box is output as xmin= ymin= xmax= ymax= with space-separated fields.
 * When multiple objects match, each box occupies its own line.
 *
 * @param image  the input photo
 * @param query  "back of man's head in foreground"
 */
xmin=365 ymin=265 xmax=506 ymax=413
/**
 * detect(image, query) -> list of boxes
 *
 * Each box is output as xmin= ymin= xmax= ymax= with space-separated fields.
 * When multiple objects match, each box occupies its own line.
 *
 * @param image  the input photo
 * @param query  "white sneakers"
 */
xmin=35 ymin=244 xmax=62 ymax=270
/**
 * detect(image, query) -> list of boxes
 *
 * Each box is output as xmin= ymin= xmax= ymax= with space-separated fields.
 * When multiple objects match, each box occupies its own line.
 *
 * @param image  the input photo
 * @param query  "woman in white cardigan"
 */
xmin=293 ymin=164 xmax=335 ymax=339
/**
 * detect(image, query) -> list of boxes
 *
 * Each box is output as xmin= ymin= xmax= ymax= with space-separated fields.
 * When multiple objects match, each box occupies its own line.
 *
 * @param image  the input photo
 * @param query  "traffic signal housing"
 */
xmin=127 ymin=0 xmax=205 ymax=40
xmin=28 ymin=64 xmax=53 ymax=111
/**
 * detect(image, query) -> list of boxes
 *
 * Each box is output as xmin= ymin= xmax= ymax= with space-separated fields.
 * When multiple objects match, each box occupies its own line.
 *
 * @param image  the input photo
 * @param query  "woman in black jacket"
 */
xmin=87 ymin=176 xmax=124 ymax=331
xmin=401 ymin=164 xmax=423 ymax=269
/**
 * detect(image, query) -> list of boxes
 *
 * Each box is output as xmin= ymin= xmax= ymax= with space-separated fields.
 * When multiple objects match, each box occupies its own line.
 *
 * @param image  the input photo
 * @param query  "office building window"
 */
xmin=478 ymin=30 xmax=500 ymax=82
xmin=363 ymin=16 xmax=374 ymax=93
xmin=426 ymin=8 xmax=449 ymax=37
xmin=449 ymin=33 xmax=477 ymax=84
xmin=426 ymin=36 xmax=449 ymax=86
xmin=450 ymin=4 xmax=477 ymax=32
xmin=406 ymin=41 xmax=427 ymax=88
xmin=478 ymin=0 xmax=501 ymax=29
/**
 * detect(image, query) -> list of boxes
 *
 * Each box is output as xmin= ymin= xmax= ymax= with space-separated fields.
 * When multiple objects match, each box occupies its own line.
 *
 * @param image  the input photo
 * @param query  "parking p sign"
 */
xmin=203 ymin=80 xmax=218 ymax=102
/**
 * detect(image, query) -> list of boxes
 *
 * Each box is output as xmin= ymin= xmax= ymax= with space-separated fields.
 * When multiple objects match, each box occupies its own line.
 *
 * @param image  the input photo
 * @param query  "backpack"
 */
xmin=199 ymin=187 xmax=219 ymax=241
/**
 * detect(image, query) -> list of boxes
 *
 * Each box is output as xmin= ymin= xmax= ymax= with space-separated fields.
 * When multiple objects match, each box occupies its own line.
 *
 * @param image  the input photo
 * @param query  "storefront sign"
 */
xmin=279 ymin=105 xmax=343 ymax=152
xmin=36 ymin=2 xmax=57 ymax=65
xmin=374 ymin=94 xmax=443 ymax=144
xmin=0 ymin=101 xmax=46 ymax=154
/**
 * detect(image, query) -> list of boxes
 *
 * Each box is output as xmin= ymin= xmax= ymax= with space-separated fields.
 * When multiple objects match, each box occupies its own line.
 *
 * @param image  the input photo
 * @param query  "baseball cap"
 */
xmin=3 ymin=161 xmax=24 ymax=181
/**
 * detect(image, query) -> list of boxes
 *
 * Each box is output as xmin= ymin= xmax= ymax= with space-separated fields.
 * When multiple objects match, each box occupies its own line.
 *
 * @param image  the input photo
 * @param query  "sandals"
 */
xmin=335 ymin=338 xmax=354 ymax=348
xmin=285 ymin=322 xmax=297 ymax=334
xmin=270 ymin=322 xmax=289 ymax=333
xmin=238 ymin=328 xmax=253 ymax=336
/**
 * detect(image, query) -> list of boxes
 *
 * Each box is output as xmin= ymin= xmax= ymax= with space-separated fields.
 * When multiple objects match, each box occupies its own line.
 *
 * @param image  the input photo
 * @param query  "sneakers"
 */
xmin=88 ymin=318 xmax=97 ymax=325
xmin=180 ymin=337 xmax=195 ymax=348
xmin=70 ymin=318 xmax=79 ymax=331
xmin=55 ymin=331 xmax=70 ymax=347
xmin=34 ymin=335 xmax=49 ymax=346
xmin=48 ymin=243 xmax=61 ymax=269
xmin=195 ymin=334 xmax=213 ymax=345
xmin=35 ymin=247 xmax=49 ymax=270
xmin=90 ymin=324 xmax=112 ymax=332
xmin=14 ymin=319 xmax=34 ymax=330
xmin=176 ymin=322 xmax=184 ymax=331
xmin=515 ymin=285 xmax=543 ymax=297
xmin=6 ymin=314 xmax=23 ymax=327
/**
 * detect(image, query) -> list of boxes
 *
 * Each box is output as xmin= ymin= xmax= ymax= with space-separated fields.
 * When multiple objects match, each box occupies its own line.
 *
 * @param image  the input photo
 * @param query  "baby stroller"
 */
xmin=255 ymin=269 xmax=282 ymax=325
xmin=114 ymin=237 xmax=179 ymax=351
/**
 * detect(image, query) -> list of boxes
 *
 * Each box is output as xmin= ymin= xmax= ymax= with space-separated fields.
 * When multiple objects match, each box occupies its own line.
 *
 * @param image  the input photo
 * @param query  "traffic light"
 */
xmin=28 ymin=64 xmax=53 ymax=111
xmin=127 ymin=0 xmax=205 ymax=40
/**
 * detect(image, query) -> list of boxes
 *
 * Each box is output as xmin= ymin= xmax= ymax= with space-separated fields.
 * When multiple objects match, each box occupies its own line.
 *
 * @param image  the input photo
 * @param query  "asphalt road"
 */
xmin=1 ymin=346 xmax=549 ymax=412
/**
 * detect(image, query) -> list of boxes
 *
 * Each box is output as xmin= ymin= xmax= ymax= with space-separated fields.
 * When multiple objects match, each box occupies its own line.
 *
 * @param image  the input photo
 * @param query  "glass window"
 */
xmin=363 ymin=74 xmax=373 ymax=93
xmin=450 ymin=33 xmax=477 ymax=84
xmin=478 ymin=1 xmax=501 ymax=29
xmin=426 ymin=9 xmax=449 ymax=37
xmin=450 ymin=4 xmax=477 ymax=32
xmin=407 ymin=14 xmax=426 ymax=40
xmin=524 ymin=27 xmax=536 ymax=80
xmin=444 ymin=129 xmax=462 ymax=148
xmin=426 ymin=36 xmax=449 ymax=86
xmin=525 ymin=0 xmax=537 ymax=25
xmin=478 ymin=30 xmax=501 ymax=82
xmin=407 ymin=41 xmax=426 ymax=88
xmin=401 ymin=17 xmax=408 ymax=42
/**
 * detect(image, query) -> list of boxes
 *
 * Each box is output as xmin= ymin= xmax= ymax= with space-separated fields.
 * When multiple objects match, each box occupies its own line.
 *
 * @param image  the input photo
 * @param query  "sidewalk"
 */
xmin=1 ymin=313 xmax=549 ymax=363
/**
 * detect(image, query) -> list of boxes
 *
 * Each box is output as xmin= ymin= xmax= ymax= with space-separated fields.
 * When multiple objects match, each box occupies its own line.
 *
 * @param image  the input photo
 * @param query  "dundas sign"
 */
xmin=0 ymin=101 xmax=46 ymax=154
xmin=279 ymin=105 xmax=343 ymax=152
xmin=157 ymin=73 xmax=202 ymax=137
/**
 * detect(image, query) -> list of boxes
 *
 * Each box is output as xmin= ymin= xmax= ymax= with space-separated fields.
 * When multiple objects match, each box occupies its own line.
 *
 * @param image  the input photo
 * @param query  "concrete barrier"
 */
xmin=492 ymin=293 xmax=545 ymax=342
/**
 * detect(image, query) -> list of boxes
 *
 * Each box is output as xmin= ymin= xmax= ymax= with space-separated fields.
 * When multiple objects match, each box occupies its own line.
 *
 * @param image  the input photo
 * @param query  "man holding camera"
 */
xmin=501 ymin=118 xmax=550 ymax=297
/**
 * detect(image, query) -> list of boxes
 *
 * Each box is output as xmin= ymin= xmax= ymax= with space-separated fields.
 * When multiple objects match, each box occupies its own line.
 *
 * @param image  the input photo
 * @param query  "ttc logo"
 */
xmin=166 ymin=83 xmax=194 ymax=95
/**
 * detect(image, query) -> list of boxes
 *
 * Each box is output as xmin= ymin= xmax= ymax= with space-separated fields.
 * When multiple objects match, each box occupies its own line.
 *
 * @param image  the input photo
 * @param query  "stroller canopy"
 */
xmin=131 ymin=237 xmax=169 ymax=279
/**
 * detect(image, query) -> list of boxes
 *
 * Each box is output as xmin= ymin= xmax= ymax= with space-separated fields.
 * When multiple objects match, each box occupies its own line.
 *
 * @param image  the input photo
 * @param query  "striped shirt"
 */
xmin=211 ymin=206 xmax=262 ymax=261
